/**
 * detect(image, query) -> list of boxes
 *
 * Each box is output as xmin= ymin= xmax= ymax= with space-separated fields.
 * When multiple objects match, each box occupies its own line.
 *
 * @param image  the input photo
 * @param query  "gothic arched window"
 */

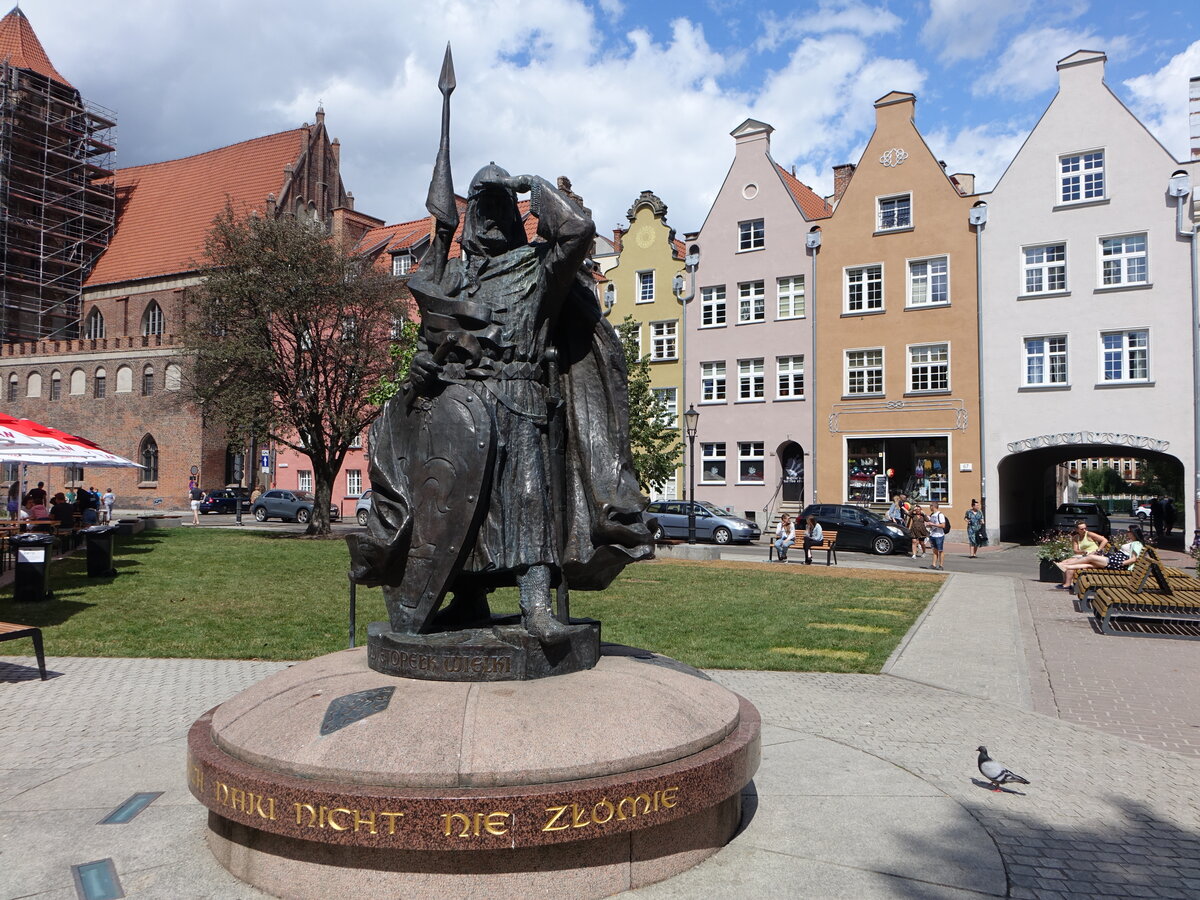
xmin=139 ymin=434 xmax=159 ymax=482
xmin=142 ymin=301 xmax=164 ymax=336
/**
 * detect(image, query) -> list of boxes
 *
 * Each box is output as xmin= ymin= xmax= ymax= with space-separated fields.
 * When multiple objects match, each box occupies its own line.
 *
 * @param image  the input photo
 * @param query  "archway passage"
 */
xmin=996 ymin=439 xmax=1184 ymax=545
xmin=778 ymin=441 xmax=804 ymax=503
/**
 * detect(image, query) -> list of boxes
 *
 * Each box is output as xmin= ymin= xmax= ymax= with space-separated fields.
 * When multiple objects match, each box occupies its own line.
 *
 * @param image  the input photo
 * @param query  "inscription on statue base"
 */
xmin=366 ymin=619 xmax=600 ymax=681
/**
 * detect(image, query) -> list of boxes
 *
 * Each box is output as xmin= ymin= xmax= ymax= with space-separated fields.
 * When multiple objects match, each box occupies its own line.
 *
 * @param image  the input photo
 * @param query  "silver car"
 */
xmin=354 ymin=489 xmax=373 ymax=526
xmin=250 ymin=489 xmax=340 ymax=524
xmin=643 ymin=500 xmax=761 ymax=544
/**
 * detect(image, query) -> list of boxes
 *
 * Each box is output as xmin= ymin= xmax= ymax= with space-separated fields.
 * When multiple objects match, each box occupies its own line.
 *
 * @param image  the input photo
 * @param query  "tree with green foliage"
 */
xmin=184 ymin=207 xmax=414 ymax=535
xmin=615 ymin=315 xmax=682 ymax=494
xmin=1136 ymin=458 xmax=1183 ymax=500
xmin=1081 ymin=465 xmax=1128 ymax=496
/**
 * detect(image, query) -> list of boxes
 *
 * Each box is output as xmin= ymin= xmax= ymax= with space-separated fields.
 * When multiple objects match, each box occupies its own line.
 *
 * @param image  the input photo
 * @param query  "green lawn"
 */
xmin=1 ymin=529 xmax=943 ymax=673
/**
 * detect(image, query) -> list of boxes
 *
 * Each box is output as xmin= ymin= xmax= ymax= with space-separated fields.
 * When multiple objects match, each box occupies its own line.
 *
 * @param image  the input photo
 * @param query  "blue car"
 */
xmin=643 ymin=500 xmax=761 ymax=544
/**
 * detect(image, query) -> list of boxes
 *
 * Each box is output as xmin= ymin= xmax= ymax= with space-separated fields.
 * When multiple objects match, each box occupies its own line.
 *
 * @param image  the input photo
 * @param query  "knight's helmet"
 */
xmin=461 ymin=162 xmax=525 ymax=256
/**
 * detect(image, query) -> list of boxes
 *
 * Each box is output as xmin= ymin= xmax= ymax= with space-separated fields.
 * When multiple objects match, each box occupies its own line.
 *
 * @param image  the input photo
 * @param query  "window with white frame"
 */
xmin=652 ymin=387 xmax=677 ymax=428
xmin=298 ymin=470 xmax=313 ymax=492
xmin=738 ymin=219 xmax=764 ymax=251
xmin=1060 ymin=150 xmax=1104 ymax=203
xmin=877 ymin=193 xmax=911 ymax=230
xmin=142 ymin=301 xmax=164 ymax=336
xmin=908 ymin=343 xmax=949 ymax=392
xmin=907 ymin=256 xmax=948 ymax=306
xmin=1100 ymin=330 xmax=1149 ymax=383
xmin=738 ymin=441 xmax=765 ymax=483
xmin=737 ymin=358 xmax=765 ymax=401
xmin=777 ymin=275 xmax=805 ymax=319
xmin=650 ymin=320 xmax=678 ymax=360
xmin=346 ymin=469 xmax=363 ymax=496
xmin=846 ymin=349 xmax=883 ymax=395
xmin=1022 ymin=243 xmax=1066 ymax=295
xmin=701 ymin=442 xmax=726 ymax=483
xmin=637 ymin=271 xmax=654 ymax=302
xmin=701 ymin=361 xmax=726 ymax=402
xmin=845 ymin=265 xmax=883 ymax=312
xmin=84 ymin=307 xmax=105 ymax=339
xmin=392 ymin=253 xmax=414 ymax=276
xmin=700 ymin=286 xmax=726 ymax=327
xmin=776 ymin=355 xmax=804 ymax=399
xmin=738 ymin=280 xmax=765 ymax=323
xmin=1024 ymin=336 xmax=1068 ymax=386
xmin=1100 ymin=234 xmax=1147 ymax=286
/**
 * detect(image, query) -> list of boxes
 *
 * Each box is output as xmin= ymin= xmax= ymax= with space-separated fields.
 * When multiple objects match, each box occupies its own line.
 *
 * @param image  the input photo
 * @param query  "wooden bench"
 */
xmin=0 ymin=621 xmax=47 ymax=679
xmin=768 ymin=529 xmax=838 ymax=566
xmin=1089 ymin=586 xmax=1200 ymax=640
xmin=1076 ymin=547 xmax=1196 ymax=609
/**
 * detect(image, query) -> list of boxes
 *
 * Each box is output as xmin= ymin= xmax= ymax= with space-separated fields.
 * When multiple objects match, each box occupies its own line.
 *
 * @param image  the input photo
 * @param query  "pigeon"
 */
xmin=976 ymin=746 xmax=1030 ymax=792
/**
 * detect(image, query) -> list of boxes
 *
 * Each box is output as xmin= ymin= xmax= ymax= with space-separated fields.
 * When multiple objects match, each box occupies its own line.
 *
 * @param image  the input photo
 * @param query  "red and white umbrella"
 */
xmin=0 ymin=414 xmax=141 ymax=468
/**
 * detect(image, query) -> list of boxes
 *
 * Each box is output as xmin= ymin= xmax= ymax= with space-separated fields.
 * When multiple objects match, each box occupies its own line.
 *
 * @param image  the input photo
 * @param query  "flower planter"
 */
xmin=1039 ymin=558 xmax=1063 ymax=582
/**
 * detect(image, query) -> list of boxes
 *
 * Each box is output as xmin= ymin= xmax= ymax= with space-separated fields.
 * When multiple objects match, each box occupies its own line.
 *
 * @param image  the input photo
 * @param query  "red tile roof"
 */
xmin=86 ymin=129 xmax=308 ymax=286
xmin=0 ymin=7 xmax=70 ymax=87
xmin=775 ymin=164 xmax=833 ymax=220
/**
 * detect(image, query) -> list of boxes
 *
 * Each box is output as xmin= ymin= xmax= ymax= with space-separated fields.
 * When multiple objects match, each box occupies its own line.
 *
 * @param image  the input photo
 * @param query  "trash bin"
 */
xmin=11 ymin=532 xmax=56 ymax=602
xmin=82 ymin=524 xmax=119 ymax=577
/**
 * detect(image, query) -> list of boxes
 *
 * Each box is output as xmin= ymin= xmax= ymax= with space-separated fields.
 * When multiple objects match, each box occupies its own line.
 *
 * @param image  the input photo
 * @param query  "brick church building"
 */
xmin=0 ymin=8 xmax=382 ymax=509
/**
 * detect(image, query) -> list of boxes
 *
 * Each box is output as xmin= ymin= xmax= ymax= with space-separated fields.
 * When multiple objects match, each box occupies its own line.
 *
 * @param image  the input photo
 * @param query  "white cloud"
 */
xmin=1124 ymin=39 xmax=1200 ymax=161
xmin=757 ymin=1 xmax=902 ymax=52
xmin=973 ymin=27 xmax=1130 ymax=100
xmin=922 ymin=123 xmax=1031 ymax=193
xmin=919 ymin=0 xmax=1033 ymax=63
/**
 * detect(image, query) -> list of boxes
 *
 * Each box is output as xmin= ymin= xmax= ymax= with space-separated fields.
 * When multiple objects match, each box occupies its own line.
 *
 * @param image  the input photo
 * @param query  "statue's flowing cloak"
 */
xmin=348 ymin=181 xmax=652 ymax=598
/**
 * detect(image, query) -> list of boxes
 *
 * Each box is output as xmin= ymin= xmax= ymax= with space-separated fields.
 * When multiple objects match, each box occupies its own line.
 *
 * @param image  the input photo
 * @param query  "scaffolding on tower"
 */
xmin=0 ymin=60 xmax=116 ymax=343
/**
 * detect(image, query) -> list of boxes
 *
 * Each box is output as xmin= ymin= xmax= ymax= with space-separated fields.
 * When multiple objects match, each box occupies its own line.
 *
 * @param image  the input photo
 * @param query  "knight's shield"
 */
xmin=393 ymin=384 xmax=496 ymax=630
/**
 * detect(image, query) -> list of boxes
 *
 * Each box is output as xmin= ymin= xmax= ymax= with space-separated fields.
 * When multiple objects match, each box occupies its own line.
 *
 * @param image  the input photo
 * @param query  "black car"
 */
xmin=1052 ymin=502 xmax=1111 ymax=537
xmin=198 ymin=488 xmax=251 ymax=515
xmin=799 ymin=503 xmax=911 ymax=555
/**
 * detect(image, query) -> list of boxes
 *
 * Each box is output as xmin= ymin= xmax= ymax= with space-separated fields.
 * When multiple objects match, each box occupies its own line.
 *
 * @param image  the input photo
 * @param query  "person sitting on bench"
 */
xmin=774 ymin=514 xmax=795 ymax=562
xmin=802 ymin=515 xmax=824 ymax=565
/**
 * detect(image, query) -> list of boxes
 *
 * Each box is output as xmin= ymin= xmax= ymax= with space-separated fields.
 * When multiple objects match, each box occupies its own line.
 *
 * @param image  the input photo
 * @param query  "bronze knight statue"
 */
xmin=347 ymin=46 xmax=653 ymax=651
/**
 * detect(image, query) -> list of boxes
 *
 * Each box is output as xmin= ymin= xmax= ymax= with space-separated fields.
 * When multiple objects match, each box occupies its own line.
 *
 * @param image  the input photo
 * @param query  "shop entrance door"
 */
xmin=779 ymin=442 xmax=804 ymax=502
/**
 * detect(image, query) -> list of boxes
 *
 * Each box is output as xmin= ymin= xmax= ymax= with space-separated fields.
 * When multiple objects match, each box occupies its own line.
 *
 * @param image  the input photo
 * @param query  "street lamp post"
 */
xmin=684 ymin=404 xmax=699 ymax=544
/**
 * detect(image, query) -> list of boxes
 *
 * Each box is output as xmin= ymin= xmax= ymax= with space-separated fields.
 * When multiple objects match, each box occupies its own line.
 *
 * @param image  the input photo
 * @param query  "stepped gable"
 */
xmin=775 ymin=164 xmax=832 ymax=220
xmin=85 ymin=129 xmax=309 ymax=287
xmin=0 ymin=6 xmax=70 ymax=87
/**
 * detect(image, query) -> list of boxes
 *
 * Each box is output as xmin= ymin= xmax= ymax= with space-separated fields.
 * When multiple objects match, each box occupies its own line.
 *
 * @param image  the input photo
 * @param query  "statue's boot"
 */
xmin=517 ymin=565 xmax=570 ymax=645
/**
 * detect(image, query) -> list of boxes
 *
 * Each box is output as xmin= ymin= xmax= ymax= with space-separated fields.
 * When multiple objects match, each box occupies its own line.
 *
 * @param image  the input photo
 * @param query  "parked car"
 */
xmin=1052 ymin=502 xmax=1111 ymax=537
xmin=1131 ymin=501 xmax=1152 ymax=521
xmin=250 ymin=489 xmax=340 ymax=524
xmin=355 ymin=489 xmax=373 ymax=526
xmin=798 ymin=503 xmax=911 ymax=555
xmin=643 ymin=500 xmax=761 ymax=544
xmin=198 ymin=487 xmax=250 ymax=515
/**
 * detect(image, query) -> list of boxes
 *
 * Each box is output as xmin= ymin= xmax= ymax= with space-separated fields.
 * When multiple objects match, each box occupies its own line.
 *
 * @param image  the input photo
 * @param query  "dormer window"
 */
xmin=1060 ymin=151 xmax=1104 ymax=204
xmin=877 ymin=194 xmax=911 ymax=231
xmin=392 ymin=253 xmax=414 ymax=276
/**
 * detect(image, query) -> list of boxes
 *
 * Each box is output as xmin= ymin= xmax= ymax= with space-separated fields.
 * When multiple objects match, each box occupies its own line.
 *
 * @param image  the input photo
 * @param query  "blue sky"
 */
xmin=23 ymin=0 xmax=1200 ymax=236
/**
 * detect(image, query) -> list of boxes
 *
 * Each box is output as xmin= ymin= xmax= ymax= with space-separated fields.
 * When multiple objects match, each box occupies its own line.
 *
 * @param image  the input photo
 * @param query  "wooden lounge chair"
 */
xmin=1089 ymin=585 xmax=1200 ymax=640
xmin=1074 ymin=546 xmax=1193 ymax=609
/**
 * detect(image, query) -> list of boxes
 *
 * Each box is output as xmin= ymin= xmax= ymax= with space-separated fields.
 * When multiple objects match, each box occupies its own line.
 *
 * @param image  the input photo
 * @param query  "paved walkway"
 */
xmin=3 ymin=553 xmax=1200 ymax=898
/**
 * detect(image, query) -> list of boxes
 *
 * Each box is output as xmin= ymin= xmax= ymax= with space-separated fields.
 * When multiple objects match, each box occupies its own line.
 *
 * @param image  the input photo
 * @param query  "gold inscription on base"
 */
xmin=441 ymin=811 xmax=512 ymax=838
xmin=542 ymin=787 xmax=679 ymax=832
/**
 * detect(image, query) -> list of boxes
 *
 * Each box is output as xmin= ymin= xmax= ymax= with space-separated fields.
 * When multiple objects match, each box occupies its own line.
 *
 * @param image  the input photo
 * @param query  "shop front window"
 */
xmin=845 ymin=437 xmax=949 ymax=504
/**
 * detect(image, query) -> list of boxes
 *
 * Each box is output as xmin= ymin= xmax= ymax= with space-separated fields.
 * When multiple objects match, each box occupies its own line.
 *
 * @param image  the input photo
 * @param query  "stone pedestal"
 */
xmin=188 ymin=647 xmax=760 ymax=899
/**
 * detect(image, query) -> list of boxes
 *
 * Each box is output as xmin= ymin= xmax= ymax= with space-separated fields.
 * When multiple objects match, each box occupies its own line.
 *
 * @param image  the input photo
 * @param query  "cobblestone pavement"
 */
xmin=1018 ymin=574 xmax=1200 ymax=758
xmin=4 ymin=556 xmax=1200 ymax=898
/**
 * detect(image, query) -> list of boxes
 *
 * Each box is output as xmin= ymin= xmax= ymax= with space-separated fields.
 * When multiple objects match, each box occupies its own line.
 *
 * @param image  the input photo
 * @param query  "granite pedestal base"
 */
xmin=188 ymin=647 xmax=760 ymax=899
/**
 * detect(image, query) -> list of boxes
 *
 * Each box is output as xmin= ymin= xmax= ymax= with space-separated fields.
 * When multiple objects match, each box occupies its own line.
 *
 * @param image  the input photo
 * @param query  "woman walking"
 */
xmin=907 ymin=504 xmax=928 ymax=558
xmin=964 ymin=499 xmax=985 ymax=558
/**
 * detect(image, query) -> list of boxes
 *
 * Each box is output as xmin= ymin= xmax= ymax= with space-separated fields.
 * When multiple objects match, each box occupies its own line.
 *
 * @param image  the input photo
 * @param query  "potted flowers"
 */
xmin=1036 ymin=530 xmax=1074 ymax=582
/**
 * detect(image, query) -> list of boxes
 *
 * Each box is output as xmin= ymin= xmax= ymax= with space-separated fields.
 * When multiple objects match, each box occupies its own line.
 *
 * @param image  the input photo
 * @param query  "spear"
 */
xmin=425 ymin=43 xmax=458 ymax=251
